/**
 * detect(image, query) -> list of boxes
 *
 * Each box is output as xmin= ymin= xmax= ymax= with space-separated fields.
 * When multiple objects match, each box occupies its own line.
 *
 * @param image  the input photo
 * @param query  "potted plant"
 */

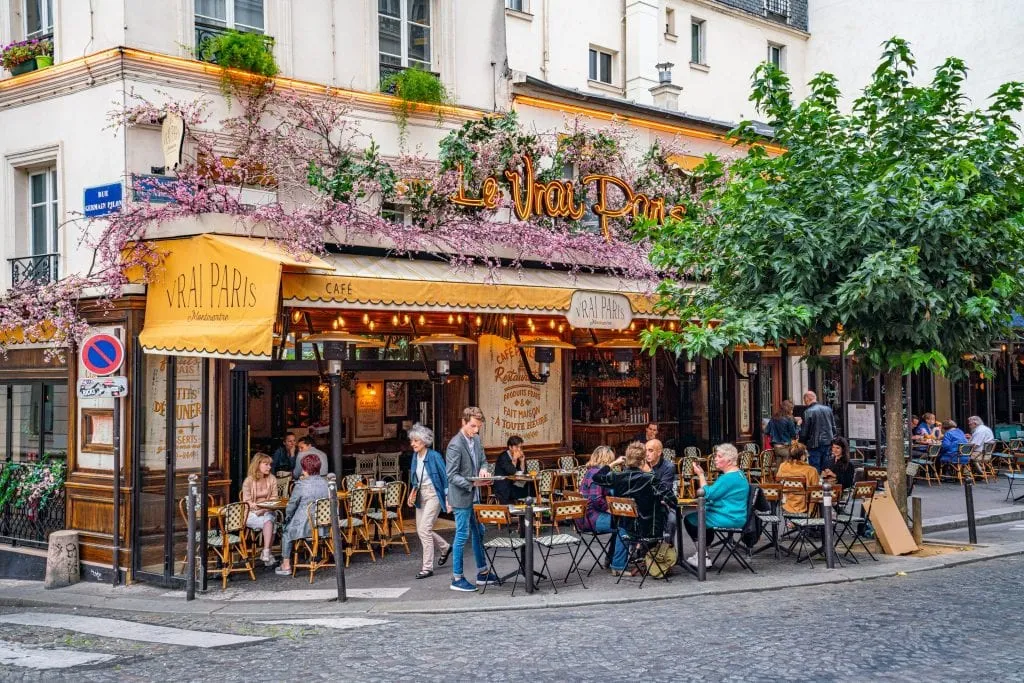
xmin=380 ymin=67 xmax=451 ymax=144
xmin=196 ymin=30 xmax=277 ymax=96
xmin=1 ymin=38 xmax=53 ymax=76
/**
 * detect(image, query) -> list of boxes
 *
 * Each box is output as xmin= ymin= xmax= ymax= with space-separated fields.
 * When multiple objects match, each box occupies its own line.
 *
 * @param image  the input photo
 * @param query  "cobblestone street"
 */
xmin=1 ymin=554 xmax=1022 ymax=681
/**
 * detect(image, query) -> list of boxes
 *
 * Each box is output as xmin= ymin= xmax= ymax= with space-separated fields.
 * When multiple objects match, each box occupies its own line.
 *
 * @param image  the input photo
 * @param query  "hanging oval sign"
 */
xmin=565 ymin=290 xmax=633 ymax=330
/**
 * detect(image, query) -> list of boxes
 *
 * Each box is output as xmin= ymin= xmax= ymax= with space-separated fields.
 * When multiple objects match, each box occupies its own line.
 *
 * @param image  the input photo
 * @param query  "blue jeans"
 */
xmin=452 ymin=506 xmax=487 ymax=578
xmin=610 ymin=527 xmax=630 ymax=571
xmin=808 ymin=445 xmax=832 ymax=473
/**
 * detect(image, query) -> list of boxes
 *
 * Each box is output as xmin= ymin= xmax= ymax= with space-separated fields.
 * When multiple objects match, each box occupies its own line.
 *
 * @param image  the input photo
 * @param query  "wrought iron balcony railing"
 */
xmin=764 ymin=0 xmax=791 ymax=21
xmin=9 ymin=253 xmax=59 ymax=287
xmin=194 ymin=22 xmax=275 ymax=64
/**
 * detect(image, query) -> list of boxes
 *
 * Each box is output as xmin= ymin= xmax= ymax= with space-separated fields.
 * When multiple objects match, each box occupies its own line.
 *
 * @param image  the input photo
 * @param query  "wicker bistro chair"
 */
xmin=533 ymin=500 xmax=588 ymax=593
xmin=354 ymin=454 xmax=377 ymax=481
xmin=992 ymin=441 xmax=1015 ymax=472
xmin=911 ymin=444 xmax=942 ymax=487
xmin=777 ymin=475 xmax=809 ymax=537
xmin=683 ymin=446 xmax=702 ymax=459
xmin=738 ymin=450 xmax=755 ymax=480
xmin=340 ymin=487 xmax=376 ymax=566
xmin=210 ymin=502 xmax=256 ymax=589
xmin=833 ymin=481 xmax=877 ymax=563
xmin=291 ymin=498 xmax=334 ymax=583
xmin=788 ymin=486 xmax=843 ymax=568
xmin=606 ymin=496 xmax=669 ymax=589
xmin=558 ymin=455 xmax=578 ymax=471
xmin=474 ymin=505 xmax=526 ymax=595
xmin=367 ymin=480 xmax=411 ymax=556
xmin=343 ymin=474 xmax=365 ymax=492
xmin=942 ymin=444 xmax=976 ymax=485
xmin=977 ymin=442 xmax=998 ymax=482
xmin=678 ymin=456 xmax=699 ymax=497
xmin=753 ymin=483 xmax=784 ymax=558
xmin=1004 ymin=439 xmax=1024 ymax=473
xmin=706 ymin=485 xmax=758 ymax=575
xmin=176 ymin=494 xmax=218 ymax=574
xmin=525 ymin=458 xmax=543 ymax=476
xmin=376 ymin=452 xmax=402 ymax=482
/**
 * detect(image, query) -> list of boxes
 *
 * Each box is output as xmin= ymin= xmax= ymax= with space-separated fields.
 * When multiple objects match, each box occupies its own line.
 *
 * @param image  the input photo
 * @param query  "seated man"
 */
xmin=592 ymin=443 xmax=675 ymax=576
xmin=684 ymin=443 xmax=750 ymax=566
xmin=967 ymin=415 xmax=994 ymax=454
xmin=632 ymin=422 xmax=658 ymax=446
xmin=938 ymin=420 xmax=969 ymax=470
xmin=294 ymin=436 xmax=328 ymax=478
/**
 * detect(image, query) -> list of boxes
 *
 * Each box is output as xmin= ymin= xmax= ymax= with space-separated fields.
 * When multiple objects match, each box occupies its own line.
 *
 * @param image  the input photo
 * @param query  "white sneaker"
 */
xmin=685 ymin=552 xmax=711 ymax=568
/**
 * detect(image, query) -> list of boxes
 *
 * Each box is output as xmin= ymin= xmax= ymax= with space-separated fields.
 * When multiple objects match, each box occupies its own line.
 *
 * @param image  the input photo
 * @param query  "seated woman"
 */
xmin=242 ymin=453 xmax=278 ymax=566
xmin=492 ymin=435 xmax=530 ymax=504
xmin=684 ymin=443 xmax=750 ymax=566
xmin=592 ymin=442 xmax=675 ymax=576
xmin=576 ymin=445 xmax=615 ymax=535
xmin=938 ymin=419 xmax=968 ymax=471
xmin=910 ymin=415 xmax=933 ymax=455
xmin=275 ymin=454 xmax=330 ymax=576
xmin=823 ymin=436 xmax=855 ymax=490
xmin=775 ymin=442 xmax=819 ymax=515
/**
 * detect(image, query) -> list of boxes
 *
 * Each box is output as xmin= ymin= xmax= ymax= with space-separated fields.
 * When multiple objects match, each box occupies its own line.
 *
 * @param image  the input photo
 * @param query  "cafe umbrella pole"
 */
xmin=326 ymin=474 xmax=347 ymax=602
xmin=524 ymin=497 xmax=535 ymax=594
xmin=696 ymin=490 xmax=706 ymax=582
xmin=186 ymin=474 xmax=198 ymax=601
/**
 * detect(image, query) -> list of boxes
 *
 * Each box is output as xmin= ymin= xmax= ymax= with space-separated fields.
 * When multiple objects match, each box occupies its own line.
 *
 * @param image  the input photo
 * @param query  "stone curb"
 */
xmin=2 ymin=541 xmax=1022 ymax=618
xmin=920 ymin=507 xmax=1024 ymax=533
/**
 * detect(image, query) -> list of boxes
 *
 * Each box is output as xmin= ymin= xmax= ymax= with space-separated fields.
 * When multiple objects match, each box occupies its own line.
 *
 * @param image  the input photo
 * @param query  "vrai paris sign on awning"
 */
xmin=565 ymin=290 xmax=633 ymax=330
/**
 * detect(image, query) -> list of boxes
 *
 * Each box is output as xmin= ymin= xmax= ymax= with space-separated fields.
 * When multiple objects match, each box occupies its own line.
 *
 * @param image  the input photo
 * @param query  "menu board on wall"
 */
xmin=174 ymin=357 xmax=204 ymax=469
xmin=478 ymin=334 xmax=563 ymax=449
xmin=355 ymin=381 xmax=384 ymax=438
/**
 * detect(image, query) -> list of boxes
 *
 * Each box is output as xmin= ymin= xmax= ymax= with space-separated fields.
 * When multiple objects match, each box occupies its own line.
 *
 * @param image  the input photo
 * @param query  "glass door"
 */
xmin=132 ymin=353 xmax=210 ymax=587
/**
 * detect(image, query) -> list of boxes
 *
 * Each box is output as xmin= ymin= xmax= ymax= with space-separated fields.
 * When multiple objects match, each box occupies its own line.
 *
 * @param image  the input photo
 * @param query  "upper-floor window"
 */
xmin=195 ymin=0 xmax=264 ymax=32
xmin=588 ymin=47 xmax=613 ymax=85
xmin=506 ymin=0 xmax=527 ymax=11
xmin=665 ymin=8 xmax=676 ymax=36
xmin=25 ymin=0 xmax=54 ymax=40
xmin=379 ymin=0 xmax=431 ymax=83
xmin=29 ymin=168 xmax=58 ymax=256
xmin=690 ymin=18 xmax=706 ymax=65
xmin=767 ymin=42 xmax=785 ymax=70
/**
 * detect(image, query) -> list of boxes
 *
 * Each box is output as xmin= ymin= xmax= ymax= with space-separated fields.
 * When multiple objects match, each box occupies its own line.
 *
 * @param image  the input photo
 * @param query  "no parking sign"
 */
xmin=80 ymin=334 xmax=125 ymax=376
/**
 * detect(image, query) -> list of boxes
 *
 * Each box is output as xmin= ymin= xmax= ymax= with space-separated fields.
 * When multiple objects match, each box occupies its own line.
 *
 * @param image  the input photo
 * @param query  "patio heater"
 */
xmin=515 ymin=337 xmax=576 ymax=383
xmin=595 ymin=338 xmax=643 ymax=375
xmin=304 ymin=331 xmax=384 ymax=476
xmin=411 ymin=333 xmax=478 ymax=443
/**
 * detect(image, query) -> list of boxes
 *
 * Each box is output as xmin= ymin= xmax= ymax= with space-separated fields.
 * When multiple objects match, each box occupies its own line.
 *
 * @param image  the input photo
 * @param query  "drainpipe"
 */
xmin=541 ymin=0 xmax=549 ymax=80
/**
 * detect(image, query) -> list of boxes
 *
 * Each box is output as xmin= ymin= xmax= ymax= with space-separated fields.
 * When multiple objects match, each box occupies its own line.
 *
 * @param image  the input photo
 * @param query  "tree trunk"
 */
xmin=884 ymin=368 xmax=908 ymax=518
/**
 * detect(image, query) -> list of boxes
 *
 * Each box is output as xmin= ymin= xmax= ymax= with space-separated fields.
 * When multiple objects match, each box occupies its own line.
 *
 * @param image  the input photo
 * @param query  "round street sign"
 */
xmin=81 ymin=334 xmax=125 ymax=376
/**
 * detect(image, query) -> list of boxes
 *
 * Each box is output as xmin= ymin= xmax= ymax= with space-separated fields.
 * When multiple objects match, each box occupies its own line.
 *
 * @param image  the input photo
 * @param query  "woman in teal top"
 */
xmin=684 ymin=443 xmax=750 ymax=566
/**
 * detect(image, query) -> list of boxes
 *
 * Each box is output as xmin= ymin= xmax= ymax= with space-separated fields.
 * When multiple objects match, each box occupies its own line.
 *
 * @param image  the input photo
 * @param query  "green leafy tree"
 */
xmin=642 ymin=38 xmax=1024 ymax=514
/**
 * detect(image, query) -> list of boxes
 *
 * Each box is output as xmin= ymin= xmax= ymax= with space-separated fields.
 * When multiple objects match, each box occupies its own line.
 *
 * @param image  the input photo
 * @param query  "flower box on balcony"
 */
xmin=2 ymin=39 xmax=54 ymax=76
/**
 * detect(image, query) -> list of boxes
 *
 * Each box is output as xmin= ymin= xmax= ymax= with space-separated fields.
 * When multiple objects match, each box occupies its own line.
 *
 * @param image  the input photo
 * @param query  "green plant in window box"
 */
xmin=380 ymin=67 xmax=451 ymax=144
xmin=1 ymin=38 xmax=53 ymax=75
xmin=196 ymin=30 xmax=278 ymax=97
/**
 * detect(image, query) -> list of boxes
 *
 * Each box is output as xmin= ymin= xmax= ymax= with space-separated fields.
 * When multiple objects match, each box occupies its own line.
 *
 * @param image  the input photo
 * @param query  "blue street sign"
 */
xmin=131 ymin=174 xmax=178 ymax=204
xmin=83 ymin=183 xmax=123 ymax=217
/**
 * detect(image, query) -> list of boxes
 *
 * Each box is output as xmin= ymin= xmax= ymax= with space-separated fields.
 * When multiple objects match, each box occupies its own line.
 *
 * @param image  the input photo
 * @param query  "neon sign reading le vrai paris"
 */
xmin=450 ymin=155 xmax=686 ymax=241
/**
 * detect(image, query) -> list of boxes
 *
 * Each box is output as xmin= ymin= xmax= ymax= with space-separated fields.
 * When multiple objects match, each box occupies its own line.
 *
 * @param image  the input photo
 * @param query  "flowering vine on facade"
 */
xmin=1 ymin=82 xmax=706 ymax=354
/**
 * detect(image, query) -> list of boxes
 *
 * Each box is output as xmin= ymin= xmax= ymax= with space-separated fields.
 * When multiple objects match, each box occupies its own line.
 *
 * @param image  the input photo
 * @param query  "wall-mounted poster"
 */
xmin=81 ymin=409 xmax=114 ymax=453
xmin=355 ymin=381 xmax=384 ymax=438
xmin=477 ymin=334 xmax=563 ymax=449
xmin=385 ymin=381 xmax=407 ymax=417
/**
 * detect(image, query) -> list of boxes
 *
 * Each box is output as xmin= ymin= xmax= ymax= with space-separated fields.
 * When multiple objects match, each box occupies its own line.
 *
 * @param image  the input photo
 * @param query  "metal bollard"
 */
xmin=524 ymin=496 xmax=535 ymax=594
xmin=326 ymin=475 xmax=347 ymax=602
xmin=822 ymin=481 xmax=836 ymax=569
xmin=696 ymin=490 xmax=706 ymax=582
xmin=964 ymin=477 xmax=977 ymax=544
xmin=911 ymin=497 xmax=923 ymax=546
xmin=186 ymin=474 xmax=198 ymax=601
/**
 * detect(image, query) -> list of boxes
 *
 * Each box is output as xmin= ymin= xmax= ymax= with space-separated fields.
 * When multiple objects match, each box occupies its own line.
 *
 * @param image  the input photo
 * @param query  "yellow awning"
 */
xmin=139 ymin=234 xmax=332 ymax=360
xmin=281 ymin=254 xmax=657 ymax=316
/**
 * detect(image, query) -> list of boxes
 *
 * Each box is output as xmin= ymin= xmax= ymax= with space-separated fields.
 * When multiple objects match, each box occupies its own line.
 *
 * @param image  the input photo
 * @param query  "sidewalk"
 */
xmin=2 ymin=476 xmax=1020 ymax=617
xmin=2 ymin=534 xmax=1022 ymax=617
